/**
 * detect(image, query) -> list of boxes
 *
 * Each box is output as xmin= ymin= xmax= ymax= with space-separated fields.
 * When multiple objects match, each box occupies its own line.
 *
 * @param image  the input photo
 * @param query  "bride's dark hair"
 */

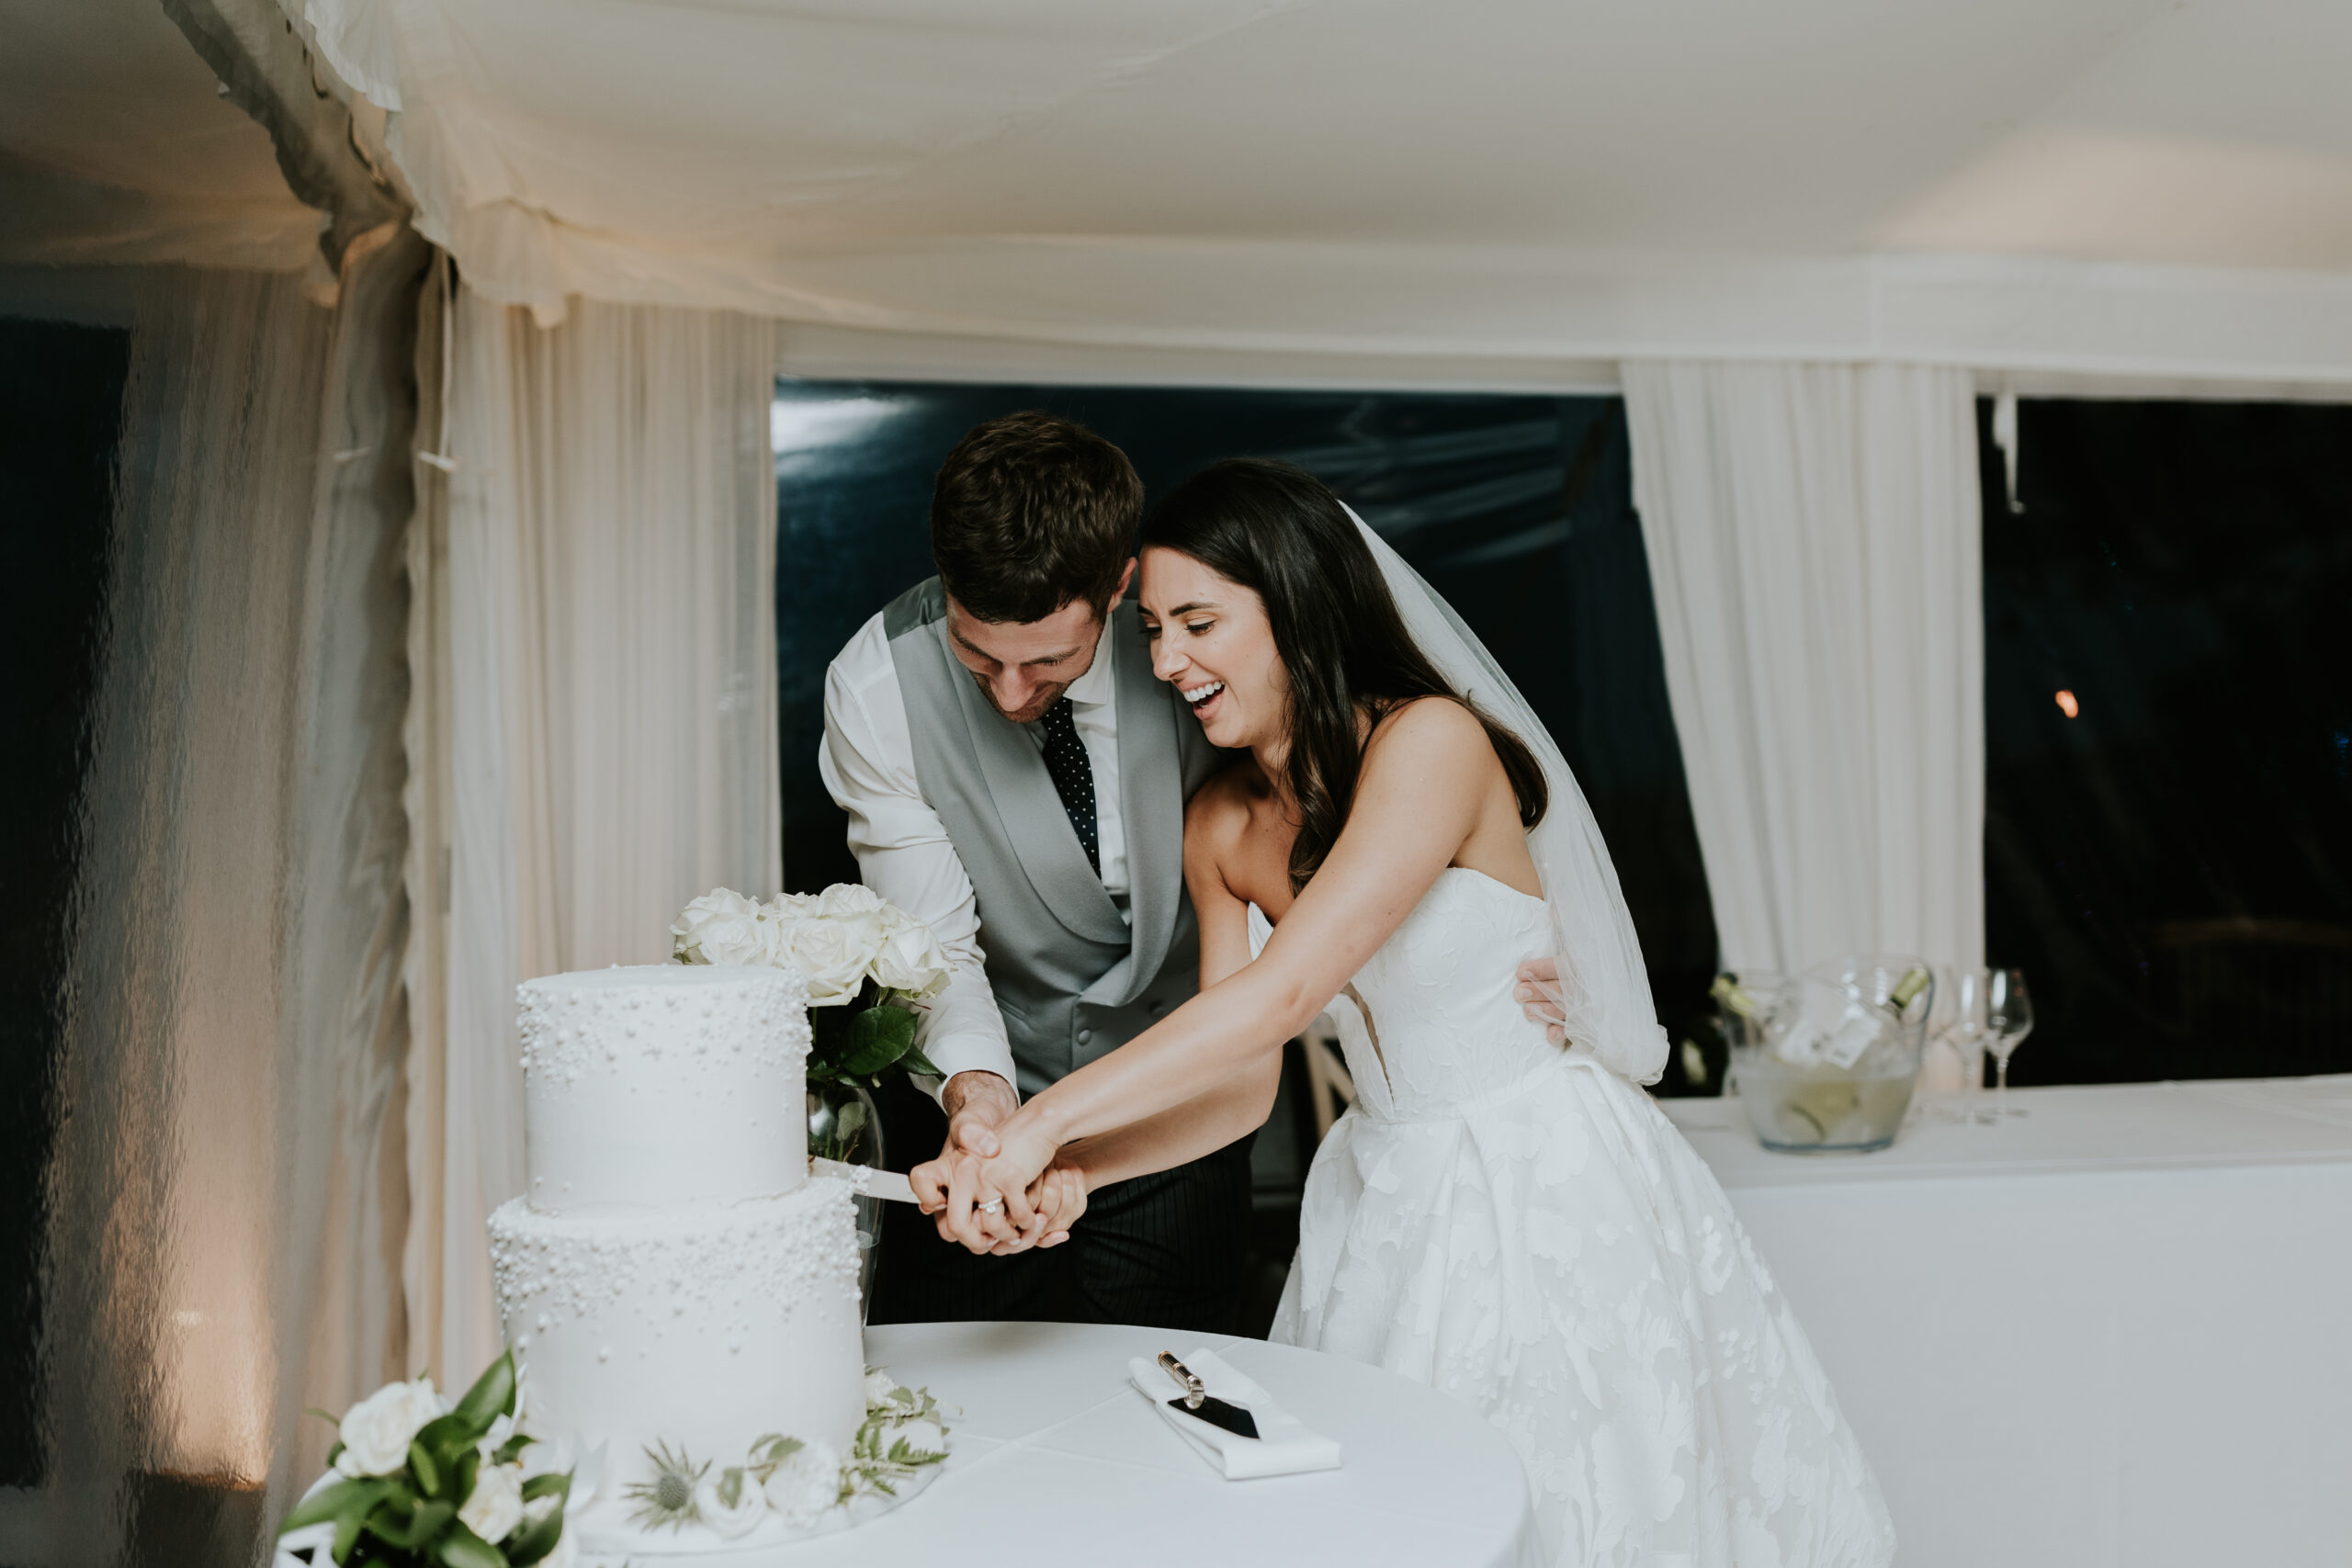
xmin=1141 ymin=458 xmax=1547 ymax=892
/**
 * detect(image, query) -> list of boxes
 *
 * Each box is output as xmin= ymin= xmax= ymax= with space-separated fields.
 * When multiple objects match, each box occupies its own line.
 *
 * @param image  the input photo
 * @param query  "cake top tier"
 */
xmin=517 ymin=963 xmax=811 ymax=1214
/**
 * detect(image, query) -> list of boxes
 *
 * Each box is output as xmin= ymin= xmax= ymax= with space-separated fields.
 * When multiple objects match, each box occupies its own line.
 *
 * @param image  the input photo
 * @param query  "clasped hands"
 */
xmin=909 ymin=964 xmax=1566 ymax=1258
xmin=909 ymin=1072 xmax=1087 ymax=1256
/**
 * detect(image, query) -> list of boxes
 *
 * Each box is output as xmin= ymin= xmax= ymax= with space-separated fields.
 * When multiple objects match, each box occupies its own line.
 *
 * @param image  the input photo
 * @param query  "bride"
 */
xmin=926 ymin=458 xmax=1896 ymax=1566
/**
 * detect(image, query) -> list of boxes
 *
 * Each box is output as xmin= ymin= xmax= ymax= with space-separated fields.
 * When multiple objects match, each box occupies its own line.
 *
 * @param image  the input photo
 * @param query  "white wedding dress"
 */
xmin=1260 ymin=868 xmax=1897 ymax=1568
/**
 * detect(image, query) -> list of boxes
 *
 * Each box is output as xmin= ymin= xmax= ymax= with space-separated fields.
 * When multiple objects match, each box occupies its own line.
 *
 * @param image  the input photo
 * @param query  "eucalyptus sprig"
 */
xmin=281 ymin=1350 xmax=572 ymax=1568
xmin=838 ymin=1378 xmax=949 ymax=1503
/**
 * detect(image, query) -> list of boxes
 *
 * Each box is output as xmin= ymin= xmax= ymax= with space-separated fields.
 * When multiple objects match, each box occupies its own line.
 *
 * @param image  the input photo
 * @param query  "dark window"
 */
xmin=774 ymin=381 xmax=1720 ymax=1083
xmin=1981 ymin=398 xmax=2352 ymax=1085
xmin=0 ymin=315 xmax=129 ymax=1485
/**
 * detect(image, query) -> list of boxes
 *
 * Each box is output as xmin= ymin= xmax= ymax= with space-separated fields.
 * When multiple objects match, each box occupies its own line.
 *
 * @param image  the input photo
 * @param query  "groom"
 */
xmin=820 ymin=412 xmax=1237 ymax=1329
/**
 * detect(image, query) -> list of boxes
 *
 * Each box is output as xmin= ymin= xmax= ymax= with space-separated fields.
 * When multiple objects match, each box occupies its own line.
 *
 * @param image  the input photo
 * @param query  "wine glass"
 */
xmin=1928 ymin=965 xmax=1984 ymax=1123
xmin=1982 ymin=969 xmax=2034 ymax=1121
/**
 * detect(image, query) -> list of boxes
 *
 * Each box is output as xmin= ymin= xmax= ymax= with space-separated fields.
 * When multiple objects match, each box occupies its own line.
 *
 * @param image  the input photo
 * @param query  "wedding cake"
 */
xmin=487 ymin=963 xmax=867 ymax=1554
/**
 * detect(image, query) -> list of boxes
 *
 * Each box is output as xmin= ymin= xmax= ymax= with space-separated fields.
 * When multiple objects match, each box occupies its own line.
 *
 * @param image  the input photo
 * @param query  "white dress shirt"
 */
xmin=819 ymin=609 xmax=1129 ymax=1100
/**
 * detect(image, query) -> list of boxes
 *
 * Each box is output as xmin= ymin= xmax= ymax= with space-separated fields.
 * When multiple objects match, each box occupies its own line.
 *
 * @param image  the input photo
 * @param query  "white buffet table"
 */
xmin=785 ymin=1320 xmax=1542 ymax=1568
xmin=1663 ymin=1076 xmax=2352 ymax=1568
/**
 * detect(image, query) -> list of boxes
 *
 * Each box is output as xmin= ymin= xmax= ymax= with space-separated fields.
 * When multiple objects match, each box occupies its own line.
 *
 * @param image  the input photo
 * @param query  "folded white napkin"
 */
xmin=1125 ymin=1346 xmax=1342 ymax=1480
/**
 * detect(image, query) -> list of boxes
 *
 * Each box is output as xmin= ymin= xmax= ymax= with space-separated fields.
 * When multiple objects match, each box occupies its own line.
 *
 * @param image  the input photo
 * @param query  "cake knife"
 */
xmin=1157 ymin=1351 xmax=1261 ymax=1439
xmin=808 ymin=1156 xmax=919 ymax=1204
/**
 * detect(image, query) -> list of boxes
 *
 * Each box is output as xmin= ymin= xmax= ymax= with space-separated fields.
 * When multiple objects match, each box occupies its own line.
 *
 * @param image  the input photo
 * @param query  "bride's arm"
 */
xmin=1046 ymin=784 xmax=1279 ymax=1192
xmin=978 ymin=698 xmax=1496 ymax=1199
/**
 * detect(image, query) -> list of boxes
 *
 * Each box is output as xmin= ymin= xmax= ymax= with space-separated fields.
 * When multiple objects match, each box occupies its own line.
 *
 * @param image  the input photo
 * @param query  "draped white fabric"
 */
xmin=1623 ymin=360 xmax=1984 ymax=976
xmin=255 ymin=0 xmax=2352 ymax=386
xmin=18 ymin=251 xmax=418 ymax=1551
xmin=402 ymin=285 xmax=783 ymax=1384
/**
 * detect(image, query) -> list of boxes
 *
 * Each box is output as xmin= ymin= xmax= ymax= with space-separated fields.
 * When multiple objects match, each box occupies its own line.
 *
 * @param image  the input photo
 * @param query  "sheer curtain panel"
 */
xmin=1623 ymin=360 xmax=1984 ymax=977
xmin=29 ymin=239 xmax=423 ymax=1566
xmin=404 ymin=287 xmax=782 ymax=1386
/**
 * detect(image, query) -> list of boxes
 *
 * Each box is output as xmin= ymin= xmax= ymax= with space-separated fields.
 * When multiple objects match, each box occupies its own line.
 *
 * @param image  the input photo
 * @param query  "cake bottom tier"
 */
xmin=488 ymin=1179 xmax=865 ymax=1495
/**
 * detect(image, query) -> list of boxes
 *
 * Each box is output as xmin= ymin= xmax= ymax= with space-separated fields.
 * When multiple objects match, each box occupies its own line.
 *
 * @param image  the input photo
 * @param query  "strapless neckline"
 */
xmin=1250 ymin=863 xmax=1542 ymax=931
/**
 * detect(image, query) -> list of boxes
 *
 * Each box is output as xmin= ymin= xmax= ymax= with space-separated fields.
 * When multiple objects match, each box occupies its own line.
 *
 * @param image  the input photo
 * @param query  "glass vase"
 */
xmin=807 ymin=1079 xmax=885 ymax=1318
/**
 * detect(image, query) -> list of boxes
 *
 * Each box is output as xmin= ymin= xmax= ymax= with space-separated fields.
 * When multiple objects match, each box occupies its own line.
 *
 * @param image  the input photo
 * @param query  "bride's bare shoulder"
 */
xmin=1184 ymin=757 xmax=1272 ymax=842
xmin=1363 ymin=694 xmax=1492 ymax=771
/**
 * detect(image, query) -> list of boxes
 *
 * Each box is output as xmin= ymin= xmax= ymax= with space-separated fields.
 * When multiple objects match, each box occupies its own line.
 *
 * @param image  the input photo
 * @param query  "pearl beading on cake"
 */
xmin=517 ymin=964 xmax=812 ymax=1088
xmin=487 ymin=1179 xmax=860 ymax=1354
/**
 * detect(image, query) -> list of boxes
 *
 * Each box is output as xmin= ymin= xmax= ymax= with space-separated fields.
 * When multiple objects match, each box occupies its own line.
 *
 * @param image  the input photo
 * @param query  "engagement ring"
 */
xmin=978 ymin=1199 xmax=1004 ymax=1216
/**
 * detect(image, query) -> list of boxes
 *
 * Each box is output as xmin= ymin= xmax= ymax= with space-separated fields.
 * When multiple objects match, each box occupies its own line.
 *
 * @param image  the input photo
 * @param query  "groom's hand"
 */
xmin=910 ymin=1072 xmax=1028 ymax=1251
xmin=941 ymin=1070 xmax=1017 ymax=1162
xmin=1515 ymin=955 xmax=1569 ymax=1044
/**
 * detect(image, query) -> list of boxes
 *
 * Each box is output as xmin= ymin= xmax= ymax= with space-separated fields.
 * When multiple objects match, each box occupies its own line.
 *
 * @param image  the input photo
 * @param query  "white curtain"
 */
xmin=1622 ymin=360 xmax=1984 ymax=978
xmin=26 ymin=244 xmax=421 ymax=1560
xmin=403 ymin=284 xmax=782 ymax=1385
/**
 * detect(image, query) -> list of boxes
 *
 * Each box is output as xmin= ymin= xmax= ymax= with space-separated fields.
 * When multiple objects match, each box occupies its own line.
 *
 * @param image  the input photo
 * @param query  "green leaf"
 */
xmin=283 ymin=1476 xmax=389 ymax=1532
xmin=454 ymin=1449 xmax=481 ymax=1516
xmin=332 ymin=1498 xmax=369 ymax=1562
xmin=435 ymin=1519 xmax=508 ymax=1568
xmin=519 ymin=1470 xmax=571 ymax=1505
xmin=834 ymin=1006 xmax=917 ymax=1077
xmin=412 ymin=1413 xmax=473 ymax=1481
xmin=366 ymin=1496 xmax=454 ymax=1551
xmin=452 ymin=1350 xmax=517 ymax=1430
xmin=898 ymin=1044 xmax=943 ymax=1078
xmin=490 ymin=1432 xmax=535 ymax=1466
xmin=501 ymin=1506 xmax=566 ymax=1567
xmin=407 ymin=1438 xmax=442 ymax=1499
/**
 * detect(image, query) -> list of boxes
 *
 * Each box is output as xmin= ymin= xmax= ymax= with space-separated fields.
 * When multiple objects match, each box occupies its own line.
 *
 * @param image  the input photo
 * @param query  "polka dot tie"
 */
xmin=1039 ymin=696 xmax=1101 ymax=877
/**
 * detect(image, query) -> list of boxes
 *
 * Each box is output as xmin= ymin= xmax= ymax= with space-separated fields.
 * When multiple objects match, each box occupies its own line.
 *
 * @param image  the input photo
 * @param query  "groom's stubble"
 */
xmin=941 ymin=592 xmax=1105 ymax=726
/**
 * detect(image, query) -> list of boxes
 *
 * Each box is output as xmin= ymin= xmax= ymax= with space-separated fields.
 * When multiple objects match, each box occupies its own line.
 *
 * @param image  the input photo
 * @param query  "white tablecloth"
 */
xmin=777 ymin=1320 xmax=1542 ymax=1568
xmin=1664 ymin=1077 xmax=2352 ymax=1568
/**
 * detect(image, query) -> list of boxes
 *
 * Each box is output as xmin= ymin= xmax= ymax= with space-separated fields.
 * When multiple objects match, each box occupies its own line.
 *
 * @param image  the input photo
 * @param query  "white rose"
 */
xmin=760 ymin=1439 xmax=841 ymax=1526
xmin=783 ymin=913 xmax=883 ymax=1007
xmin=334 ymin=1377 xmax=444 ymax=1477
xmin=863 ymin=1369 xmax=903 ymax=1410
xmin=765 ymin=891 xmax=821 ymax=926
xmin=893 ymin=1418 xmax=947 ymax=1460
xmin=815 ymin=883 xmax=887 ymax=919
xmin=672 ymin=888 xmax=778 ymax=967
xmin=870 ymin=908 xmax=952 ymax=1000
xmin=458 ymin=1461 xmax=526 ymax=1545
xmin=693 ymin=1466 xmax=769 ymax=1540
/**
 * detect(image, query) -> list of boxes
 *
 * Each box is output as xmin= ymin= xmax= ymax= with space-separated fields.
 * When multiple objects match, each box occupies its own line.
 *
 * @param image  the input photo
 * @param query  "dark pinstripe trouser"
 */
xmin=865 ymin=1076 xmax=1257 ymax=1334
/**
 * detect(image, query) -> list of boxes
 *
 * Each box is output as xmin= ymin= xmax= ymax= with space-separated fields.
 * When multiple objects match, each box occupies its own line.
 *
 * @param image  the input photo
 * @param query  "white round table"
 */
xmin=772 ymin=1320 xmax=1542 ymax=1568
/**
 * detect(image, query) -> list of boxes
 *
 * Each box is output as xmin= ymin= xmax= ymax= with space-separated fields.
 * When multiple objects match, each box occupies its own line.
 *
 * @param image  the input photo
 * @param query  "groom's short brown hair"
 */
xmin=930 ymin=412 xmax=1143 ymax=625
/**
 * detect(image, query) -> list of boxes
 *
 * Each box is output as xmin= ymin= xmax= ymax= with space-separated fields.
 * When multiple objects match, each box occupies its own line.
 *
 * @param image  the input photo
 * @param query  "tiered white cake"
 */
xmin=487 ymin=964 xmax=865 ymax=1549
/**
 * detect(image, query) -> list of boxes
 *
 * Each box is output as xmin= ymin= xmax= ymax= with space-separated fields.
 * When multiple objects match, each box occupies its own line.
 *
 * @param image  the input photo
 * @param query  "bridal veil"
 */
xmin=1343 ymin=506 xmax=1669 ymax=1086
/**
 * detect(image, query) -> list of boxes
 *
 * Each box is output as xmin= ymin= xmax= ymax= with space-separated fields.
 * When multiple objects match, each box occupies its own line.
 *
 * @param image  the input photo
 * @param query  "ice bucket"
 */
xmin=1721 ymin=954 xmax=1933 ymax=1154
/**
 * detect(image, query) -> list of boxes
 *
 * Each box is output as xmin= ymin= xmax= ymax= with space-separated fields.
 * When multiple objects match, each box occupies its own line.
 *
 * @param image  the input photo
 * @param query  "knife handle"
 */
xmin=1157 ymin=1351 xmax=1206 ymax=1409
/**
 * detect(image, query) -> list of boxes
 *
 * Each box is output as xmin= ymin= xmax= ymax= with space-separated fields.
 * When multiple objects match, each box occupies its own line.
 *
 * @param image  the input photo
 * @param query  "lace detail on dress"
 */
xmin=1257 ymin=870 xmax=1896 ymax=1568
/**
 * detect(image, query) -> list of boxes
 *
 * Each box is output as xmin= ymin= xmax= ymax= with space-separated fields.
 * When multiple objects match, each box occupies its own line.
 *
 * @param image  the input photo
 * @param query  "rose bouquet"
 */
xmin=278 ymin=1350 xmax=572 ymax=1568
xmin=671 ymin=885 xmax=953 ymax=1087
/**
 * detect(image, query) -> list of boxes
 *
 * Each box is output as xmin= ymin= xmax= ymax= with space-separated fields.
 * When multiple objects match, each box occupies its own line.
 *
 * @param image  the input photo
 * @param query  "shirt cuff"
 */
xmin=910 ymin=1033 xmax=1021 ymax=1108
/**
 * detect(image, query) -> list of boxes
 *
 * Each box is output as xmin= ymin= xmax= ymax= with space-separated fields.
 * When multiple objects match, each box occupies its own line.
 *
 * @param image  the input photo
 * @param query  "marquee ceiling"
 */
xmin=9 ymin=0 xmax=2352 ymax=378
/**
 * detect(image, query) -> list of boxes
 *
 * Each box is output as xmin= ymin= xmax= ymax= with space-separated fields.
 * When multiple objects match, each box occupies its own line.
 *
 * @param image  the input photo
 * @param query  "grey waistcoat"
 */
xmin=885 ymin=580 xmax=1224 ymax=1097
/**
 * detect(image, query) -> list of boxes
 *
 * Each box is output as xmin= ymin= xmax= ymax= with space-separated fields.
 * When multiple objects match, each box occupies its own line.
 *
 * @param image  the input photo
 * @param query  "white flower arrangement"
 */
xmin=333 ymin=1376 xmax=446 ymax=1478
xmin=673 ymin=885 xmax=954 ymax=1085
xmin=623 ymin=1368 xmax=949 ymax=1540
xmin=756 ymin=1438 xmax=842 ymax=1526
xmin=281 ymin=1350 xmax=572 ymax=1568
